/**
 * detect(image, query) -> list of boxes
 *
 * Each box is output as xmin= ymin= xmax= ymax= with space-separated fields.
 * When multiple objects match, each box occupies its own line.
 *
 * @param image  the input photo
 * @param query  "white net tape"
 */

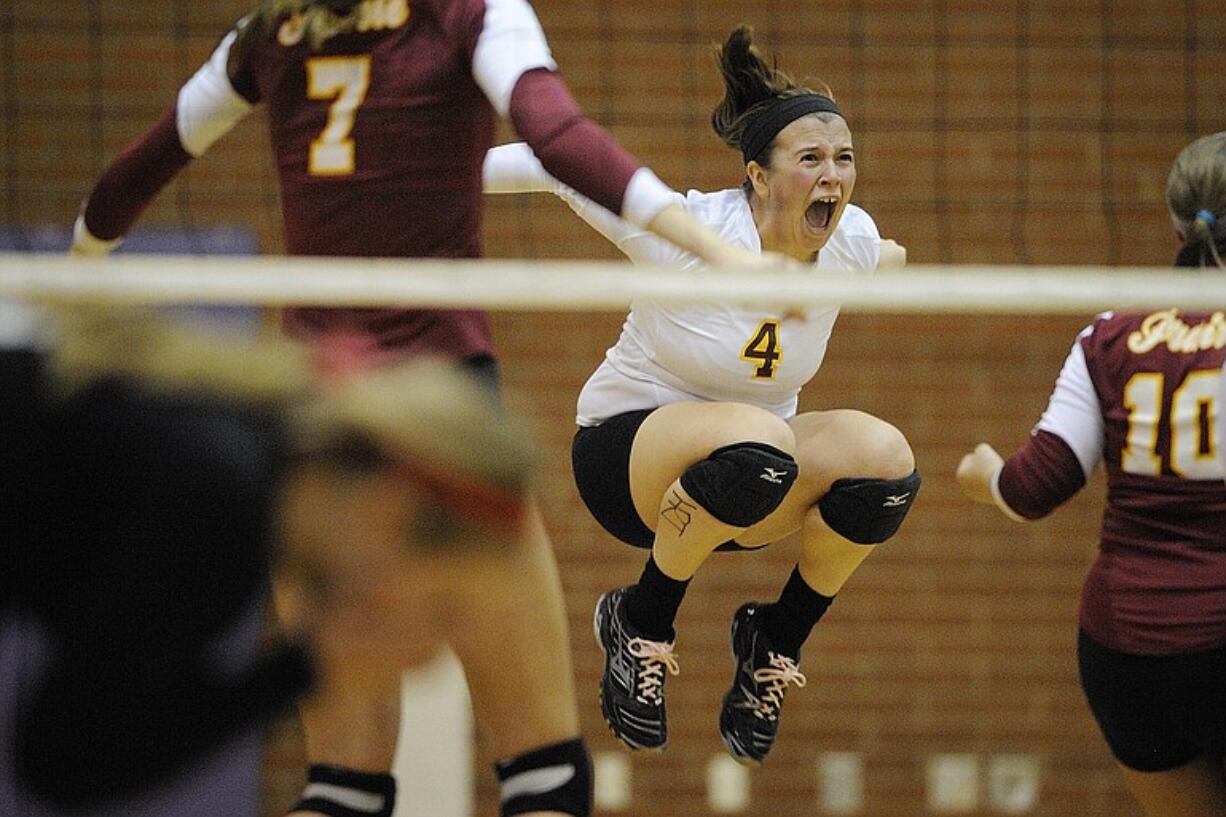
xmin=0 ymin=254 xmax=1219 ymax=313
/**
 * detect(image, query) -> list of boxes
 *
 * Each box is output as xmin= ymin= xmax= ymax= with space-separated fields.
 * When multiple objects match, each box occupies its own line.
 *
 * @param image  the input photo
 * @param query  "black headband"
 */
xmin=739 ymin=94 xmax=843 ymax=164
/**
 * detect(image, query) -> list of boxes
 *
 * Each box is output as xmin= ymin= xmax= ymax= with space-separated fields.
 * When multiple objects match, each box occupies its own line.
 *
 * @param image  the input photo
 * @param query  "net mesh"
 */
xmin=3 ymin=0 xmax=1224 ymax=262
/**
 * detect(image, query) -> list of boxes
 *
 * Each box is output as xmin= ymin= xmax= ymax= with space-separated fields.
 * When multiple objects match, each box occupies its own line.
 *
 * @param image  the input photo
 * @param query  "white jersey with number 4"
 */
xmin=481 ymin=144 xmax=882 ymax=425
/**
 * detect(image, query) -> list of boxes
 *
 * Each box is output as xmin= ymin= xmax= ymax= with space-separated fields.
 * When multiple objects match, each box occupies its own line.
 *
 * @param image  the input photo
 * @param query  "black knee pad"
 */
xmin=495 ymin=737 xmax=592 ymax=817
xmin=817 ymin=469 xmax=921 ymax=544
xmin=679 ymin=442 xmax=798 ymax=528
xmin=292 ymin=764 xmax=397 ymax=817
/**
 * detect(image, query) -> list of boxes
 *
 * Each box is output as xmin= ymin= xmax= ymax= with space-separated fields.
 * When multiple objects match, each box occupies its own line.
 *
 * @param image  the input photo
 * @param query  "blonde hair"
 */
xmin=49 ymin=305 xmax=311 ymax=405
xmin=1166 ymin=132 xmax=1226 ymax=269
xmin=296 ymin=358 xmax=534 ymax=498
xmin=47 ymin=306 xmax=533 ymax=538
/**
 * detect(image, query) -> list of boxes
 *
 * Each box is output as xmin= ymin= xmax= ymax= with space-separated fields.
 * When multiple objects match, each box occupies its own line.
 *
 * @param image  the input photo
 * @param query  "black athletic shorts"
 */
xmin=572 ymin=409 xmax=657 ymax=548
xmin=571 ymin=409 xmax=751 ymax=552
xmin=1077 ymin=628 xmax=1226 ymax=771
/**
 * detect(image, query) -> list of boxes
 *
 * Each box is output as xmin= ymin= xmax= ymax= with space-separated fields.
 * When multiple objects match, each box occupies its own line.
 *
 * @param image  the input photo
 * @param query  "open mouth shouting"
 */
xmin=805 ymin=196 xmax=839 ymax=232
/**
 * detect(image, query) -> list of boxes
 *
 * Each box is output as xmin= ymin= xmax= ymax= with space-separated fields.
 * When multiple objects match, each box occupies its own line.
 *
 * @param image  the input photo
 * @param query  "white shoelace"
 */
xmin=751 ymin=653 xmax=806 ymax=719
xmin=627 ymin=637 xmax=680 ymax=704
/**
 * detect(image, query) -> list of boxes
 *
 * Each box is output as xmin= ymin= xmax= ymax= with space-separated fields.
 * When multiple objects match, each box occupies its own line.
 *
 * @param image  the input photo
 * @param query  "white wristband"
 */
xmin=620 ymin=168 xmax=679 ymax=228
xmin=71 ymin=212 xmax=122 ymax=257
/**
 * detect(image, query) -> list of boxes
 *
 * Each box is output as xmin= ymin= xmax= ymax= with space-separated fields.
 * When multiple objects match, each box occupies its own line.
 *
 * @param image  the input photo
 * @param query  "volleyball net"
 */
xmin=3 ymin=254 xmax=1222 ymax=313
xmin=2 ymin=2 xmax=1211 ymax=267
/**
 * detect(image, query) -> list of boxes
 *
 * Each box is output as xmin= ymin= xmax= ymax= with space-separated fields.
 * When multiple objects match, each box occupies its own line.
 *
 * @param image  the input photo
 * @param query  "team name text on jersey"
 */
xmin=1127 ymin=309 xmax=1226 ymax=355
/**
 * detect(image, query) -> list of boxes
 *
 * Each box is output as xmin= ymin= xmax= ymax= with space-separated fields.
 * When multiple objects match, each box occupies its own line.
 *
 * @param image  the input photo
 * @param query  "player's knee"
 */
xmin=718 ymin=405 xmax=796 ymax=453
xmin=843 ymin=413 xmax=914 ymax=476
xmin=817 ymin=469 xmax=921 ymax=545
xmin=292 ymin=765 xmax=397 ymax=817
xmin=680 ymin=441 xmax=799 ymax=528
xmin=495 ymin=737 xmax=592 ymax=817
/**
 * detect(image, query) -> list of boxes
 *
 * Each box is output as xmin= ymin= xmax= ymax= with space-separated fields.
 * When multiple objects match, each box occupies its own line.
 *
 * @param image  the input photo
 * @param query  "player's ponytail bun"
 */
xmin=1167 ymin=132 xmax=1226 ymax=270
xmin=710 ymin=26 xmax=833 ymax=159
xmin=711 ymin=26 xmax=795 ymax=151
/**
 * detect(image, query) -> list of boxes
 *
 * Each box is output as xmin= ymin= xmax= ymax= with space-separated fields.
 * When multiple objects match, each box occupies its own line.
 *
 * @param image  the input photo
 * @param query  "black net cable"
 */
xmin=1099 ymin=0 xmax=1121 ymax=266
xmin=849 ymin=0 xmax=867 ymax=130
xmin=173 ymin=0 xmax=205 ymax=254
xmin=2 ymin=3 xmax=27 ymax=250
xmin=1011 ymin=3 xmax=1032 ymax=264
xmin=88 ymin=0 xmax=104 ymax=178
xmin=933 ymin=0 xmax=952 ymax=263
xmin=1184 ymin=0 xmax=1198 ymax=140
xmin=682 ymin=0 xmax=699 ymax=184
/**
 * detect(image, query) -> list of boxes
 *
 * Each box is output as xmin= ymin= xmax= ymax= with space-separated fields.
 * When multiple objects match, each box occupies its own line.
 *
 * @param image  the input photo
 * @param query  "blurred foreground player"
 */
xmin=68 ymin=1 xmax=789 ymax=813
xmin=0 ymin=304 xmax=533 ymax=817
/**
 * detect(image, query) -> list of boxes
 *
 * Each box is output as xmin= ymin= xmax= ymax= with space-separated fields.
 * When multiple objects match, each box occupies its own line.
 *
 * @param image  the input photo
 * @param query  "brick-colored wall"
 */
xmin=7 ymin=2 xmax=1225 ymax=815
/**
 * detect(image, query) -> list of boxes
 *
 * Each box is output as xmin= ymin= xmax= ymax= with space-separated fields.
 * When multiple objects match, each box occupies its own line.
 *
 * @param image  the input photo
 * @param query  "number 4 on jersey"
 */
xmin=741 ymin=319 xmax=782 ymax=379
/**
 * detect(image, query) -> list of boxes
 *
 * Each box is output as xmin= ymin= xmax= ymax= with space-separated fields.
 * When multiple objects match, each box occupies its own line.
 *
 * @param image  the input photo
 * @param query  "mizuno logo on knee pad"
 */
xmin=818 ymin=469 xmax=921 ymax=544
xmin=680 ymin=442 xmax=798 ymax=528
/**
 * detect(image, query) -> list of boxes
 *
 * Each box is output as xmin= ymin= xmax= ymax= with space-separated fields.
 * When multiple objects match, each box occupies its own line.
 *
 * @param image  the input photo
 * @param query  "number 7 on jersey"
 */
xmin=306 ymin=56 xmax=371 ymax=176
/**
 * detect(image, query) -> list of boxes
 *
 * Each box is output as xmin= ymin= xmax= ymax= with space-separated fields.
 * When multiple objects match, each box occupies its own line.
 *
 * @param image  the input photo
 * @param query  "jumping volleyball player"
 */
xmin=485 ymin=25 xmax=919 ymax=764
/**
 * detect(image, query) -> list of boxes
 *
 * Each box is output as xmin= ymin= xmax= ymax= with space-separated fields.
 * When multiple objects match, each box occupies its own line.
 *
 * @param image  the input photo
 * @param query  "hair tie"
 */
xmin=1196 ymin=209 xmax=1216 ymax=228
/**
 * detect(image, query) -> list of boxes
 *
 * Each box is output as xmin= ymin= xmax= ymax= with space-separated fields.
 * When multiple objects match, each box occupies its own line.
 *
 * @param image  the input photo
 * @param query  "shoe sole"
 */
xmin=719 ymin=727 xmax=763 ymax=767
xmin=720 ymin=606 xmax=767 ymax=766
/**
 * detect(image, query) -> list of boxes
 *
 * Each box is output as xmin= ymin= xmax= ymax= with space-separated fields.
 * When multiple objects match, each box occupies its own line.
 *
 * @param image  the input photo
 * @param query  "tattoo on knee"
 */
xmin=660 ymin=488 xmax=697 ymax=535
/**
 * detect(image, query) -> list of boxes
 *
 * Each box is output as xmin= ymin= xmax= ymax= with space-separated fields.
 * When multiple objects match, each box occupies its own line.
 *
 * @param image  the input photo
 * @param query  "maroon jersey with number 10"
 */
xmin=999 ymin=309 xmax=1226 ymax=655
xmin=1079 ymin=311 xmax=1226 ymax=654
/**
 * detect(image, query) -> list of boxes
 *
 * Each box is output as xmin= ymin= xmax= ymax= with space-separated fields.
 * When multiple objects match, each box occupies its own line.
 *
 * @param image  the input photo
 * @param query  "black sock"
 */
xmin=760 ymin=567 xmax=834 ymax=659
xmin=624 ymin=555 xmax=690 ymax=642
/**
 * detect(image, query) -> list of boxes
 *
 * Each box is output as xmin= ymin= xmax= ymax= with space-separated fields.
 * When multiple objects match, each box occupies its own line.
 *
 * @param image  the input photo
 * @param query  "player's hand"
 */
xmin=956 ymin=442 xmax=1003 ymax=505
xmin=877 ymin=239 xmax=907 ymax=269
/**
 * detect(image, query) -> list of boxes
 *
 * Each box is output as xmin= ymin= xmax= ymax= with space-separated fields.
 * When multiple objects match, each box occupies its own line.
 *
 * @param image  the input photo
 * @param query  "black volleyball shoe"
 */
xmin=593 ymin=587 xmax=680 ymax=751
xmin=718 ymin=602 xmax=807 ymax=764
